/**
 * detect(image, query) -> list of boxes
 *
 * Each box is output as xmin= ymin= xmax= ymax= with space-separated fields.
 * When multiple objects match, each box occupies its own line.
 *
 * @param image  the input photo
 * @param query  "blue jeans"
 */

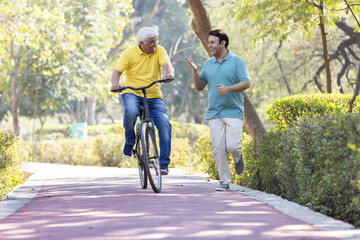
xmin=122 ymin=93 xmax=171 ymax=167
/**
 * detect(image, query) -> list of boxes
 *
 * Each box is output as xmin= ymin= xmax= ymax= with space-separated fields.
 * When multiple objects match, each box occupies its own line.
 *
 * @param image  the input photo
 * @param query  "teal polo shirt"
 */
xmin=199 ymin=50 xmax=250 ymax=120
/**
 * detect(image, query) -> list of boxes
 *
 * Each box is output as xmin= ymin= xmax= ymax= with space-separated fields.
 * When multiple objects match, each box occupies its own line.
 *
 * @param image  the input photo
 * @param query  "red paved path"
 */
xmin=0 ymin=163 xmax=352 ymax=239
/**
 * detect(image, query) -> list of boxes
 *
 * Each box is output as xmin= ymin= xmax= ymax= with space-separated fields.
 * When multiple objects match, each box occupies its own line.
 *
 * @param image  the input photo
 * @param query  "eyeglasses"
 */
xmin=145 ymin=39 xmax=159 ymax=45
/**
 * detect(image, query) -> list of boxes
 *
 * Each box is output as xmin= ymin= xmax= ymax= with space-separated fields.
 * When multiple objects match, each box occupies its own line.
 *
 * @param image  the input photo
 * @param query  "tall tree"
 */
xmin=345 ymin=0 xmax=360 ymax=112
xmin=61 ymin=0 xmax=133 ymax=125
xmin=231 ymin=0 xmax=360 ymax=93
xmin=0 ymin=0 xmax=79 ymax=135
xmin=187 ymin=0 xmax=266 ymax=140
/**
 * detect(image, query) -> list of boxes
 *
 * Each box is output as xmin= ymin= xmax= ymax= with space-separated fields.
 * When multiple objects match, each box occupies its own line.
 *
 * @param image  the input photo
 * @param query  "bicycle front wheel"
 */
xmin=141 ymin=123 xmax=162 ymax=193
xmin=135 ymin=139 xmax=147 ymax=189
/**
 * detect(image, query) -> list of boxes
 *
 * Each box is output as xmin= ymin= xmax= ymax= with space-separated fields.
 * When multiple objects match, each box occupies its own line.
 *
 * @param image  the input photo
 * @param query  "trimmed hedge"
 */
xmin=37 ymin=121 xmax=207 ymax=141
xmin=267 ymin=93 xmax=360 ymax=127
xmin=36 ymin=124 xmax=72 ymax=139
xmin=26 ymin=121 xmax=209 ymax=170
xmin=22 ymin=134 xmax=129 ymax=167
xmin=170 ymin=121 xmax=209 ymax=142
xmin=0 ymin=130 xmax=25 ymax=200
xmin=36 ymin=123 xmax=124 ymax=139
xmin=294 ymin=114 xmax=360 ymax=225
xmin=195 ymin=131 xmax=219 ymax=179
xmin=239 ymin=113 xmax=360 ymax=227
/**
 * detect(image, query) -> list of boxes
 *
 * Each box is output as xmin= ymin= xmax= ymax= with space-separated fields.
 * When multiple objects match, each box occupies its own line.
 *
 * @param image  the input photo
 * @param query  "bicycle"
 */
xmin=111 ymin=79 xmax=171 ymax=193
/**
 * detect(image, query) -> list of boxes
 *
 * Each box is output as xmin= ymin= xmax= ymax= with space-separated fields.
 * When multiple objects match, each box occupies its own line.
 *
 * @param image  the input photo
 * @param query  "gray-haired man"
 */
xmin=111 ymin=26 xmax=175 ymax=175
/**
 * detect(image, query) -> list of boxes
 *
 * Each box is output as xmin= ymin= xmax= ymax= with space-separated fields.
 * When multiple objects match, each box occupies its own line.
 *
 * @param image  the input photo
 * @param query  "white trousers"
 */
xmin=208 ymin=118 xmax=243 ymax=184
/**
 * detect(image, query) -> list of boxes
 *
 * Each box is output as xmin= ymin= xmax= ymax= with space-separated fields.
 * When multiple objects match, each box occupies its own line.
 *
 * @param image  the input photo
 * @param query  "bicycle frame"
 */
xmin=111 ymin=78 xmax=172 ymax=193
xmin=134 ymin=88 xmax=156 ymax=166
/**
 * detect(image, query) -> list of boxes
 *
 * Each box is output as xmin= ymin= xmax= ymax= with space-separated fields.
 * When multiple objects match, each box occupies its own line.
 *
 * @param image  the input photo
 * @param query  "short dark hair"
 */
xmin=209 ymin=29 xmax=229 ymax=48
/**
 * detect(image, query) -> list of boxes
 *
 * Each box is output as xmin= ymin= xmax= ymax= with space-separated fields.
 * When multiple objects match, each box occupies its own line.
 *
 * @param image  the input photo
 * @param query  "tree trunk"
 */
xmin=10 ymin=39 xmax=22 ymax=136
xmin=11 ymin=88 xmax=21 ymax=136
xmin=348 ymin=63 xmax=360 ymax=113
xmin=243 ymin=93 xmax=266 ymax=140
xmin=318 ymin=3 xmax=332 ymax=93
xmin=88 ymin=95 xmax=96 ymax=125
xmin=75 ymin=100 xmax=81 ymax=122
xmin=187 ymin=0 xmax=212 ymax=56
xmin=187 ymin=0 xmax=266 ymax=141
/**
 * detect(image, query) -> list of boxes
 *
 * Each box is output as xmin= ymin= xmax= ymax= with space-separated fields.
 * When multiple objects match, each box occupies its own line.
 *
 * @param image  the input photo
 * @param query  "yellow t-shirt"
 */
xmin=115 ymin=45 xmax=170 ymax=98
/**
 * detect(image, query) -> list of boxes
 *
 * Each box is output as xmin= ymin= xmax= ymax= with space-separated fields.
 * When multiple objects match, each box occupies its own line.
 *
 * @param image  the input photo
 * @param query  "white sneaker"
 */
xmin=216 ymin=183 xmax=230 ymax=191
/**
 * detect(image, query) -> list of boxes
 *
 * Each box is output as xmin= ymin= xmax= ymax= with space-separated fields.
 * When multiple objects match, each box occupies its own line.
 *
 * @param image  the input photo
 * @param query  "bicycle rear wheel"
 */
xmin=135 ymin=139 xmax=147 ymax=189
xmin=141 ymin=123 xmax=162 ymax=193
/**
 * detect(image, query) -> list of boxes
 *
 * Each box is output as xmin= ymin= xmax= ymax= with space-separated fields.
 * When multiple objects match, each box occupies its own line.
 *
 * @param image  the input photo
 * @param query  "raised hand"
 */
xmin=184 ymin=57 xmax=197 ymax=71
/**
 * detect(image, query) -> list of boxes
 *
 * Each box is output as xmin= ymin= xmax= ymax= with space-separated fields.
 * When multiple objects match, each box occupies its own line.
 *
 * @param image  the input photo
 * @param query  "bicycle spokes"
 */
xmin=136 ymin=139 xmax=147 ymax=189
xmin=141 ymin=123 xmax=161 ymax=193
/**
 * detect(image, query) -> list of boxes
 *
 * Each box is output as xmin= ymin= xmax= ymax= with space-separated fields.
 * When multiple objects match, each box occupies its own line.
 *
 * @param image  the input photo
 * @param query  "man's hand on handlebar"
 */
xmin=163 ymin=74 xmax=174 ymax=84
xmin=111 ymin=78 xmax=174 ymax=93
xmin=111 ymin=83 xmax=121 ymax=92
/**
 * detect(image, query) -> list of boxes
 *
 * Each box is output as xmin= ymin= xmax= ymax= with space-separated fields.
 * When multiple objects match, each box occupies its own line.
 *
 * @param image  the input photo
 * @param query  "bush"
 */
xmin=171 ymin=121 xmax=209 ymax=143
xmin=36 ymin=124 xmax=72 ymax=139
xmin=194 ymin=131 xmax=219 ymax=179
xmin=240 ymin=113 xmax=360 ymax=227
xmin=93 ymin=134 xmax=136 ymax=168
xmin=36 ymin=123 xmax=124 ymax=140
xmin=25 ymin=131 xmax=133 ymax=167
xmin=27 ymin=121 xmax=210 ymax=169
xmin=0 ymin=130 xmax=25 ymax=200
xmin=294 ymin=113 xmax=360 ymax=226
xmin=27 ymin=139 xmax=96 ymax=166
xmin=88 ymin=124 xmax=124 ymax=136
xmin=267 ymin=93 xmax=360 ymax=127
xmin=170 ymin=137 xmax=204 ymax=172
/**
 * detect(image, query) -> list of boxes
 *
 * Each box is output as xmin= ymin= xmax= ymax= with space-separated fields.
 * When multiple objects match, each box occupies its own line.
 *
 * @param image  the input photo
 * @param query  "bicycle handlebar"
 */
xmin=111 ymin=78 xmax=173 ymax=93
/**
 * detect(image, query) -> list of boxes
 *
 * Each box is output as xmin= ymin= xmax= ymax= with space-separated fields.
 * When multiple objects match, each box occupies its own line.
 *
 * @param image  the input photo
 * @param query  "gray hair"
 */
xmin=136 ymin=26 xmax=159 ymax=45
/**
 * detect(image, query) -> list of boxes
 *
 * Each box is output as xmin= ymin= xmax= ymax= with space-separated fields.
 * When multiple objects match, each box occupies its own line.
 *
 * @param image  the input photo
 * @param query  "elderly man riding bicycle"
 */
xmin=111 ymin=26 xmax=175 ymax=175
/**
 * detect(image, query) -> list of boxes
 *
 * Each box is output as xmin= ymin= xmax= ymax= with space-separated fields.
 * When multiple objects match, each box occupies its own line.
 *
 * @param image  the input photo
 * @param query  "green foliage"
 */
xmin=62 ymin=0 xmax=133 ymax=115
xmin=231 ymin=0 xmax=360 ymax=43
xmin=36 ymin=123 xmax=124 ymax=139
xmin=266 ymin=93 xmax=360 ymax=127
xmin=240 ymin=113 xmax=360 ymax=227
xmin=0 ymin=130 xmax=24 ymax=200
xmin=170 ymin=121 xmax=209 ymax=143
xmin=36 ymin=124 xmax=72 ymax=139
xmin=0 ymin=0 xmax=134 ymax=127
xmin=88 ymin=124 xmax=124 ymax=136
xmin=24 ymin=128 xmax=132 ymax=167
xmin=194 ymin=131 xmax=219 ymax=180
xmin=27 ymin=121 xmax=208 ymax=170
xmin=25 ymin=139 xmax=96 ymax=166
xmin=0 ymin=0 xmax=82 ymax=121
xmin=239 ymin=130 xmax=300 ymax=200
xmin=170 ymin=138 xmax=196 ymax=171
xmin=294 ymin=114 xmax=360 ymax=226
xmin=93 ymin=134 xmax=135 ymax=168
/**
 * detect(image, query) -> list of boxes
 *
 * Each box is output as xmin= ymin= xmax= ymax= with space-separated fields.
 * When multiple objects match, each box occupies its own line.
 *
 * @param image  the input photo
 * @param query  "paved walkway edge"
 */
xmin=0 ymin=172 xmax=43 ymax=221
xmin=229 ymin=184 xmax=360 ymax=240
xmin=169 ymin=170 xmax=360 ymax=240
